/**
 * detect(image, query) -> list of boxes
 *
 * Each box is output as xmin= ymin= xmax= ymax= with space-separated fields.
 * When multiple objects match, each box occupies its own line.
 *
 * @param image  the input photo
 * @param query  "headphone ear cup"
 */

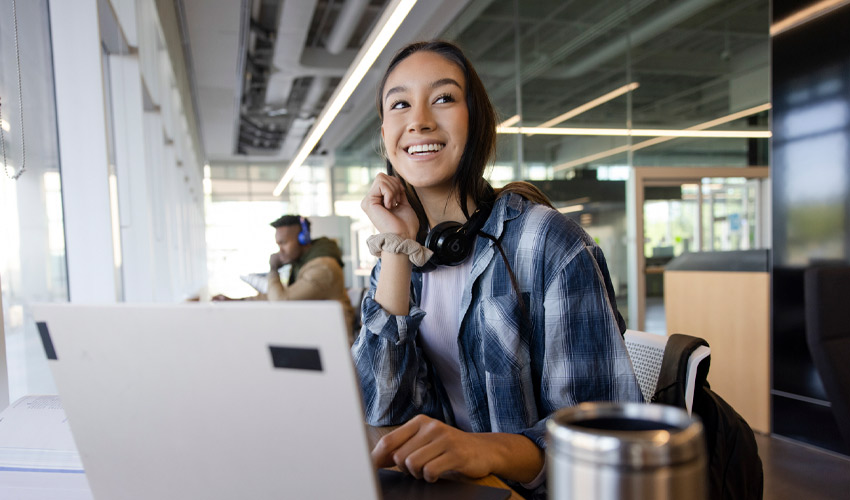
xmin=298 ymin=218 xmax=311 ymax=245
xmin=425 ymin=221 xmax=468 ymax=266
xmin=417 ymin=203 xmax=493 ymax=272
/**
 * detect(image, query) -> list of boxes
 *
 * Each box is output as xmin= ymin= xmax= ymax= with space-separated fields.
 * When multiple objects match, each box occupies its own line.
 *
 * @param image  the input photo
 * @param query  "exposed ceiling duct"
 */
xmin=275 ymin=0 xmax=372 ymax=160
xmin=326 ymin=0 xmax=371 ymax=54
xmin=235 ymin=0 xmax=374 ymax=158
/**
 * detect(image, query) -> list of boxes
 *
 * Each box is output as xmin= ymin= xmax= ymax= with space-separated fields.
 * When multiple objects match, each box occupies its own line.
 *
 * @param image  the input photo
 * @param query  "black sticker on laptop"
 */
xmin=37 ymin=322 xmax=58 ymax=360
xmin=268 ymin=345 xmax=322 ymax=372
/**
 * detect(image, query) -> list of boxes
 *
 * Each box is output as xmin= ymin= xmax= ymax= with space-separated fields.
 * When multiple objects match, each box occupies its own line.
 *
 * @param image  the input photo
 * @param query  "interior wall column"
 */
xmin=48 ymin=0 xmax=118 ymax=302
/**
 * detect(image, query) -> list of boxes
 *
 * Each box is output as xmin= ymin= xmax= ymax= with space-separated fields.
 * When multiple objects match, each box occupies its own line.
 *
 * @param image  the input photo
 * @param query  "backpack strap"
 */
xmin=653 ymin=334 xmax=710 ymax=408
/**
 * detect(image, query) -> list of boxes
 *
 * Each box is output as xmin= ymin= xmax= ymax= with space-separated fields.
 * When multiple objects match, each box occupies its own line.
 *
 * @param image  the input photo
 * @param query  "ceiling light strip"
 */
xmin=537 ymin=82 xmax=640 ymax=129
xmin=558 ymin=204 xmax=585 ymax=214
xmin=770 ymin=0 xmax=850 ymax=36
xmin=498 ymin=114 xmax=521 ymax=128
xmin=272 ymin=0 xmax=417 ymax=196
xmin=552 ymin=103 xmax=772 ymax=172
xmin=498 ymin=126 xmax=770 ymax=138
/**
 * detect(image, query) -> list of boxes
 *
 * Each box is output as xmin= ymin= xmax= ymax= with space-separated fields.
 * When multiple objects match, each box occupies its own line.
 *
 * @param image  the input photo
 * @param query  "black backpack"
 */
xmin=653 ymin=334 xmax=764 ymax=500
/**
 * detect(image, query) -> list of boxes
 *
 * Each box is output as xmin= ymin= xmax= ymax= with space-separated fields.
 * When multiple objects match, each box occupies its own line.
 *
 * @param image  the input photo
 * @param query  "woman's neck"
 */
xmin=416 ymin=187 xmax=477 ymax=228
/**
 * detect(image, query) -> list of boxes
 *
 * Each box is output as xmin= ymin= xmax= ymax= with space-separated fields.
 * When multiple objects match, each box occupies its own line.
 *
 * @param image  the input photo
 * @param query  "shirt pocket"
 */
xmin=479 ymin=293 xmax=531 ymax=376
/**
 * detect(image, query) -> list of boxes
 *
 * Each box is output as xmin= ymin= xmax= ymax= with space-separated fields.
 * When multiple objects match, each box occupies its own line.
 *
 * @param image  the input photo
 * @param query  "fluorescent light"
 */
xmin=498 ymin=126 xmax=771 ymax=138
xmin=558 ymin=204 xmax=585 ymax=214
xmin=771 ymin=0 xmax=850 ymax=36
xmin=0 ymin=119 xmax=9 ymax=132
xmin=687 ymin=103 xmax=772 ymax=130
xmin=498 ymin=114 xmax=521 ymax=127
xmin=553 ymin=103 xmax=772 ymax=172
xmin=537 ymin=82 xmax=639 ymax=129
xmin=273 ymin=0 xmax=418 ymax=196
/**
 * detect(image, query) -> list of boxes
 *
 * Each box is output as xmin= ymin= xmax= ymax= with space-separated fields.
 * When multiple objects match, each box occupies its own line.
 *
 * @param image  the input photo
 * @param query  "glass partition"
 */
xmin=330 ymin=0 xmax=771 ymax=329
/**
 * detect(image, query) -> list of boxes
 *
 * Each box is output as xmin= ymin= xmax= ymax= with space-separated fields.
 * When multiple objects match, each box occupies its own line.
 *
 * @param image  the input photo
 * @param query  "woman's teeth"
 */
xmin=407 ymin=143 xmax=444 ymax=155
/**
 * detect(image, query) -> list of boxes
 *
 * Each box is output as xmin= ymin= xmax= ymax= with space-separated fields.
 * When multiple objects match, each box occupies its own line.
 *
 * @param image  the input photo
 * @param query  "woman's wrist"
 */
xmin=473 ymin=432 xmax=545 ymax=484
xmin=367 ymin=233 xmax=432 ymax=267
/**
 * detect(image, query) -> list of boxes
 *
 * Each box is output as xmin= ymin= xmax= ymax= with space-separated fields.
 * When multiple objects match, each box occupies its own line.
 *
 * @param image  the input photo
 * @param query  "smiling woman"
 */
xmin=352 ymin=40 xmax=643 ymax=499
xmin=379 ymin=51 xmax=469 ymax=201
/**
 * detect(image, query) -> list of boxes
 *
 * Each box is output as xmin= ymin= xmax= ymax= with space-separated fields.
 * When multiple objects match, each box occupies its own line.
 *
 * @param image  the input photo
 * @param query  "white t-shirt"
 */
xmin=418 ymin=255 xmax=474 ymax=431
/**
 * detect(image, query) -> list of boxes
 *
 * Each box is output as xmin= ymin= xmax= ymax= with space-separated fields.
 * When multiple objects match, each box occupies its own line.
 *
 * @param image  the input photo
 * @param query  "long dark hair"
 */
xmin=378 ymin=41 xmax=554 ymax=319
xmin=377 ymin=40 xmax=498 ymax=241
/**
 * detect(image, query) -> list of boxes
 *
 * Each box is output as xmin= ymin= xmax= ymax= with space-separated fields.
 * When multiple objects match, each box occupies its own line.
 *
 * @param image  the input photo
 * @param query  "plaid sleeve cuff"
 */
xmin=362 ymin=292 xmax=426 ymax=345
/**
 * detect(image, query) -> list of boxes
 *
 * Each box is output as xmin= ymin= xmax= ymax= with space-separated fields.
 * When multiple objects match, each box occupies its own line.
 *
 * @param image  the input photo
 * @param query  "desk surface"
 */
xmin=0 ymin=398 xmax=523 ymax=500
xmin=365 ymin=425 xmax=525 ymax=500
xmin=0 ymin=430 xmax=523 ymax=500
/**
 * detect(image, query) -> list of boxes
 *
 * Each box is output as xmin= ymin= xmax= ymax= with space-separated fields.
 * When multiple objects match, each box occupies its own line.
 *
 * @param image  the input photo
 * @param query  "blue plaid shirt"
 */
xmin=352 ymin=192 xmax=642 ymax=451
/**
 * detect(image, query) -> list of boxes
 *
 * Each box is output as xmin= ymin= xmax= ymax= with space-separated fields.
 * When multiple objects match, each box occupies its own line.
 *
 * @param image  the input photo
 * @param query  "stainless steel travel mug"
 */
xmin=546 ymin=402 xmax=706 ymax=500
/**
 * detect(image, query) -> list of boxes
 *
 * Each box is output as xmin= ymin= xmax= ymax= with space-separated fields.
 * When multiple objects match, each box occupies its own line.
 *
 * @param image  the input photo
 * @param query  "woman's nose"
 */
xmin=408 ymin=106 xmax=435 ymax=132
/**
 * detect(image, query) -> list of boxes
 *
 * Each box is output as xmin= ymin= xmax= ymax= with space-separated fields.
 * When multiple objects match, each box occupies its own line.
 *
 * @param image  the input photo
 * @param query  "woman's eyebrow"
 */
xmin=384 ymin=85 xmax=407 ymax=102
xmin=431 ymin=78 xmax=462 ymax=91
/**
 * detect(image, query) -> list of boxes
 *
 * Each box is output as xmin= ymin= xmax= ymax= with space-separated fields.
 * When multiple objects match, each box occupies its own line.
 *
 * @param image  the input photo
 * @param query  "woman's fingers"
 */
xmin=371 ymin=421 xmax=419 ymax=468
xmin=361 ymin=173 xmax=419 ymax=238
xmin=419 ymin=452 xmax=458 ymax=483
xmin=400 ymin=440 xmax=451 ymax=481
xmin=368 ymin=173 xmax=402 ymax=204
xmin=371 ymin=415 xmax=483 ymax=482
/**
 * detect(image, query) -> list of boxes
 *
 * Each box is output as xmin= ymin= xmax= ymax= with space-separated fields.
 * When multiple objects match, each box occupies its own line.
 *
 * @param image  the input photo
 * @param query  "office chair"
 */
xmin=624 ymin=329 xmax=710 ymax=414
xmin=804 ymin=266 xmax=850 ymax=448
xmin=626 ymin=329 xmax=763 ymax=499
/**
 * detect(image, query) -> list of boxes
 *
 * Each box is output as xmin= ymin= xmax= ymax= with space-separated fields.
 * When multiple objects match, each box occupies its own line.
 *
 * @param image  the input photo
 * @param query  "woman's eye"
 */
xmin=434 ymin=94 xmax=455 ymax=104
xmin=390 ymin=100 xmax=409 ymax=110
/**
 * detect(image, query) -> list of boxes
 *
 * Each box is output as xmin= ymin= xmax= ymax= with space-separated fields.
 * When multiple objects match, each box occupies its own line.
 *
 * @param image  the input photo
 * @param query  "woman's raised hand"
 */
xmin=361 ymin=172 xmax=419 ymax=240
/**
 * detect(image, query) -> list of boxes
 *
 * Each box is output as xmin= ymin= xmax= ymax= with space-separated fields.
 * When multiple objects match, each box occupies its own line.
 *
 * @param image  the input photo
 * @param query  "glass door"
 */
xmin=632 ymin=168 xmax=769 ymax=332
xmin=642 ymin=182 xmax=701 ymax=333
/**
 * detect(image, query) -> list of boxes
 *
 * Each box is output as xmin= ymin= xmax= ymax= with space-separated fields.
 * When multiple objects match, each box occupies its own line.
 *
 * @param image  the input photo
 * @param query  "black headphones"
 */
xmin=415 ymin=203 xmax=493 ymax=273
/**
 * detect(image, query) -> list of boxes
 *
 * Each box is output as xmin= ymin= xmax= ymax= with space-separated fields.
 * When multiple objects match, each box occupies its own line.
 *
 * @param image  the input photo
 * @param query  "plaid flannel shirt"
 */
xmin=352 ymin=191 xmax=642 ymax=452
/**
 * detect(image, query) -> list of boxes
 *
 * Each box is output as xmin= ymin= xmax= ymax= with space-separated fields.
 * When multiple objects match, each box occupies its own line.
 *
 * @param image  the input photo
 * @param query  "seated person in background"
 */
xmin=216 ymin=215 xmax=356 ymax=341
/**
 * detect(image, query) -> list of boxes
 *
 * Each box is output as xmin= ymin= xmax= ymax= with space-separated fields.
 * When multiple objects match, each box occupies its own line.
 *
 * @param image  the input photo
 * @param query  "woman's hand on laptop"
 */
xmin=371 ymin=414 xmax=544 ymax=484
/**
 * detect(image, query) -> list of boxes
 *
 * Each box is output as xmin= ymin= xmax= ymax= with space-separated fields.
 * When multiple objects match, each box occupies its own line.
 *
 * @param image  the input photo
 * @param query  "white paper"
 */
xmin=0 ymin=395 xmax=83 ymax=471
xmin=0 ymin=470 xmax=92 ymax=500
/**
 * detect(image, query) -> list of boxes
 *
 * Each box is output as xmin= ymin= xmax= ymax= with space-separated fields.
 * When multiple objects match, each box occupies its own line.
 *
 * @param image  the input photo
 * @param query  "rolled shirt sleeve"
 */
xmin=352 ymin=261 xmax=445 ymax=426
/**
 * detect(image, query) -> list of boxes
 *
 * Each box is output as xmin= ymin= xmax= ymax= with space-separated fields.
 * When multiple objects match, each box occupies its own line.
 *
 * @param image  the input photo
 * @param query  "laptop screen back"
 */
xmin=31 ymin=302 xmax=380 ymax=500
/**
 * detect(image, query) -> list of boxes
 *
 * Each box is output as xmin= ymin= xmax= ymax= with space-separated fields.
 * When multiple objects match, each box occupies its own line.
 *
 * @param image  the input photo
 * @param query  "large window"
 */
xmin=0 ymin=0 xmax=67 ymax=401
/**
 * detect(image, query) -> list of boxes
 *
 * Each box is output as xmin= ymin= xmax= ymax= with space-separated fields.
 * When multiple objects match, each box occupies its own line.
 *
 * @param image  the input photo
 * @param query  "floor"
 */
xmin=756 ymin=432 xmax=850 ymax=499
xmin=644 ymin=296 xmax=667 ymax=334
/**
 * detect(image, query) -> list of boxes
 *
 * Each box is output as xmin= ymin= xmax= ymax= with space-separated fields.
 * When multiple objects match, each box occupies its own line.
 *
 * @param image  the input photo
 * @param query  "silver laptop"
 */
xmin=32 ymin=302 xmax=511 ymax=500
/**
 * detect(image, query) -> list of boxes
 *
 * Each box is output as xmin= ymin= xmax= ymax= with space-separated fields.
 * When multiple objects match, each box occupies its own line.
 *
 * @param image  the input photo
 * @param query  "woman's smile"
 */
xmin=405 ymin=142 xmax=445 ymax=155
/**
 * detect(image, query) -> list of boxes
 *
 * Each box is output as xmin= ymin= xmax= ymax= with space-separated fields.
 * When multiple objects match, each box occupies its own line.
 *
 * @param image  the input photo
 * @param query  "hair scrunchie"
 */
xmin=366 ymin=233 xmax=433 ymax=267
